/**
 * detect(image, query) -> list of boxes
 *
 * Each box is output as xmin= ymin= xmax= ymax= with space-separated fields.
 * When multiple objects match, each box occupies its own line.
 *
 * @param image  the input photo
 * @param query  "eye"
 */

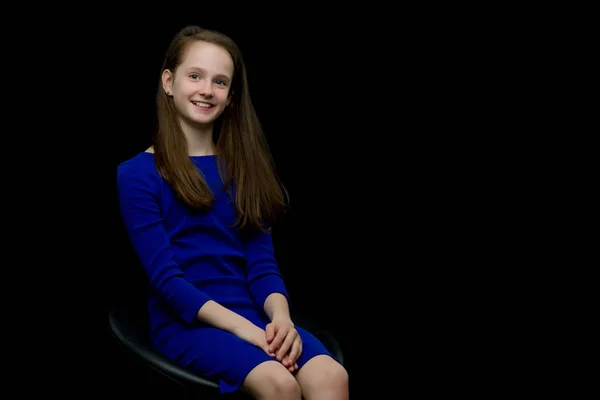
xmin=190 ymin=73 xmax=200 ymax=80
xmin=216 ymin=79 xmax=227 ymax=86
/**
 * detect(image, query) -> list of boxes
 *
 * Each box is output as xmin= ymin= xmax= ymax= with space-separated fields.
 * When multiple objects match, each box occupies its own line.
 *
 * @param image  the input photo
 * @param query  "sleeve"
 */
xmin=117 ymin=164 xmax=212 ymax=324
xmin=243 ymin=227 xmax=291 ymax=310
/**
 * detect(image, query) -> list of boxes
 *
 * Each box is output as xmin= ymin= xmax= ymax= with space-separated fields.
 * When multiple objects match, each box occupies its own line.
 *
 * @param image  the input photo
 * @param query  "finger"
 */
xmin=268 ymin=328 xmax=288 ymax=353
xmin=276 ymin=330 xmax=297 ymax=361
xmin=265 ymin=324 xmax=275 ymax=343
xmin=262 ymin=344 xmax=273 ymax=357
xmin=277 ymin=333 xmax=295 ymax=361
xmin=262 ymin=341 xmax=276 ymax=357
xmin=292 ymin=343 xmax=303 ymax=366
xmin=285 ymin=337 xmax=302 ymax=366
xmin=289 ymin=342 xmax=302 ymax=367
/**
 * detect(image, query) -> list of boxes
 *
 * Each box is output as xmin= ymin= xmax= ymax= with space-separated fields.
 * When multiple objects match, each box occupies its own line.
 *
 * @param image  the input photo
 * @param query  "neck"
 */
xmin=180 ymin=119 xmax=216 ymax=156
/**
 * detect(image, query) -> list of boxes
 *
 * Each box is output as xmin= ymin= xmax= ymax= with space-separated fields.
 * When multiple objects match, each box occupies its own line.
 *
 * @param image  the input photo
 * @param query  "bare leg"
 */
xmin=295 ymin=355 xmax=349 ymax=400
xmin=241 ymin=360 xmax=302 ymax=400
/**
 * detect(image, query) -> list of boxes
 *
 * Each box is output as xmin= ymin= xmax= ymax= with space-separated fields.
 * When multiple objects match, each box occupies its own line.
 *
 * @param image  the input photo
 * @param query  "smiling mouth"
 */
xmin=191 ymin=101 xmax=214 ymax=109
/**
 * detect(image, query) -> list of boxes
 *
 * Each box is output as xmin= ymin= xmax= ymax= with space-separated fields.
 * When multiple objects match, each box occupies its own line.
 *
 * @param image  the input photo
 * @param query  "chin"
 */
xmin=191 ymin=118 xmax=216 ymax=127
xmin=188 ymin=112 xmax=215 ymax=123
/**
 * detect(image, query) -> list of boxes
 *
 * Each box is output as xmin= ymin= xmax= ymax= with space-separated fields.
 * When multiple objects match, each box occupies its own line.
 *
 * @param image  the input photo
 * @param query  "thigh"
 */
xmin=295 ymin=354 xmax=349 ymax=397
xmin=293 ymin=326 xmax=342 ymax=368
xmin=163 ymin=326 xmax=276 ymax=395
xmin=242 ymin=360 xmax=301 ymax=399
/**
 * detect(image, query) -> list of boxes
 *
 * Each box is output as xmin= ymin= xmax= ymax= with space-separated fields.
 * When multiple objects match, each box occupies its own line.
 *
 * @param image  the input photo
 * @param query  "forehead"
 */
xmin=179 ymin=41 xmax=234 ymax=78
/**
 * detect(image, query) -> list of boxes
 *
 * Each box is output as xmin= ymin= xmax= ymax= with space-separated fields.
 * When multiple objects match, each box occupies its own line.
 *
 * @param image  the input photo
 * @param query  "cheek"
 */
xmin=219 ymin=88 xmax=232 ymax=102
xmin=217 ymin=95 xmax=231 ymax=107
xmin=174 ymin=96 xmax=189 ymax=110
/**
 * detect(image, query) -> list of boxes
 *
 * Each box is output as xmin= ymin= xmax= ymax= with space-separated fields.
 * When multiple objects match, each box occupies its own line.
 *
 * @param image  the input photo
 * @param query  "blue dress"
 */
xmin=117 ymin=152 xmax=336 ymax=395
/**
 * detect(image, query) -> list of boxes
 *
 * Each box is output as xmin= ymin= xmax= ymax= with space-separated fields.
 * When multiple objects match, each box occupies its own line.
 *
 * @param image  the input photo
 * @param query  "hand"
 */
xmin=265 ymin=319 xmax=303 ymax=372
xmin=234 ymin=323 xmax=277 ymax=358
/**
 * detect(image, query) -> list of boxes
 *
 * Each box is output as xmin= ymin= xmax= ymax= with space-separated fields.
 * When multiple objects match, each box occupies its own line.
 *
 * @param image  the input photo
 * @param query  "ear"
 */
xmin=162 ymin=69 xmax=174 ymax=96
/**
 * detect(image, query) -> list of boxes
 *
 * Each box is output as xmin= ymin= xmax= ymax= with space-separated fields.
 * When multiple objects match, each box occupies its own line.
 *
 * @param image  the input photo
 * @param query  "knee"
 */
xmin=322 ymin=362 xmax=349 ymax=390
xmin=244 ymin=361 xmax=301 ymax=399
xmin=310 ymin=360 xmax=349 ymax=391
xmin=269 ymin=372 xmax=302 ymax=398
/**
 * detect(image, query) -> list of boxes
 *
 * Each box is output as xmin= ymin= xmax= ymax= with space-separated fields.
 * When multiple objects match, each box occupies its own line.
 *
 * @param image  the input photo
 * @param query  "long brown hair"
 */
xmin=152 ymin=25 xmax=288 ymax=233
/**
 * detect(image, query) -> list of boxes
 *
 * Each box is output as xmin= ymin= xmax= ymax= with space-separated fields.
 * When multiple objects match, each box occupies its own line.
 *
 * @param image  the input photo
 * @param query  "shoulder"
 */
xmin=117 ymin=151 xmax=161 ymax=189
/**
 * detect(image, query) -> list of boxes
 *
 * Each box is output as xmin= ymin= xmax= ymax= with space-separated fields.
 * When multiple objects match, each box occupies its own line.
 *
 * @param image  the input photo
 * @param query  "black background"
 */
xmin=5 ymin=9 xmax=527 ymax=398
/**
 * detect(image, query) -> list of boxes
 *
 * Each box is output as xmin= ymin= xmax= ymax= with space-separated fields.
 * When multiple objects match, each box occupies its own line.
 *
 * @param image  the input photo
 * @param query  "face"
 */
xmin=162 ymin=41 xmax=234 ymax=129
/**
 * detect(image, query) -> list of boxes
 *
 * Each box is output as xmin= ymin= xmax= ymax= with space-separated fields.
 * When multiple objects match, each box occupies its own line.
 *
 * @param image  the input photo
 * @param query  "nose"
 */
xmin=198 ymin=81 xmax=214 ymax=97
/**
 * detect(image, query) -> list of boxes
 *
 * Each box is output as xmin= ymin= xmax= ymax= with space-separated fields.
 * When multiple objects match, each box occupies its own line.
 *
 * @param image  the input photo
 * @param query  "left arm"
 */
xmin=263 ymin=292 xmax=292 ymax=322
xmin=244 ymin=227 xmax=302 ymax=370
xmin=244 ymin=227 xmax=291 ymax=319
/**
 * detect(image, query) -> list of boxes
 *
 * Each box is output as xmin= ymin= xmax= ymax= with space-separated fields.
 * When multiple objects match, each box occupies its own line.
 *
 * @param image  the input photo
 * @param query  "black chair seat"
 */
xmin=108 ymin=300 xmax=344 ymax=395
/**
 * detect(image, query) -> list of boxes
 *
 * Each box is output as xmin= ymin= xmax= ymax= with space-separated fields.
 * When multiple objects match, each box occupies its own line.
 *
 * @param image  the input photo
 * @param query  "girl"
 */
xmin=117 ymin=25 xmax=349 ymax=399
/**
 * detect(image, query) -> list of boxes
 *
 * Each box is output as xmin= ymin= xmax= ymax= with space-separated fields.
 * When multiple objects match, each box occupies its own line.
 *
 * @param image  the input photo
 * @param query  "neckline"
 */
xmin=142 ymin=151 xmax=216 ymax=159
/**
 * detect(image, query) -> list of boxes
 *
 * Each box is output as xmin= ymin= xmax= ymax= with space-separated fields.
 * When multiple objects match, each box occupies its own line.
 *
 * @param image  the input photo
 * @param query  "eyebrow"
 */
xmin=185 ymin=66 xmax=231 ymax=81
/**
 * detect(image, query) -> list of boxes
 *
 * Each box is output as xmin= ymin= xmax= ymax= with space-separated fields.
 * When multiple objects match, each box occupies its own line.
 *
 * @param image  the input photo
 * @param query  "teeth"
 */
xmin=193 ymin=101 xmax=212 ymax=108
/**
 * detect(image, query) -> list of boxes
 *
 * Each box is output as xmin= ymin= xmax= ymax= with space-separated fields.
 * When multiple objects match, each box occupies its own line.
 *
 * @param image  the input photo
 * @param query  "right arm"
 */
xmin=116 ymin=164 xmax=257 ymax=337
xmin=196 ymin=300 xmax=268 ymax=343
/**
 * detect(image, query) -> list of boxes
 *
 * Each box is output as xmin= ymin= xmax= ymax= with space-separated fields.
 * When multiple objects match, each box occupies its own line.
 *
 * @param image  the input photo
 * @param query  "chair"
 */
xmin=107 ymin=289 xmax=345 ymax=398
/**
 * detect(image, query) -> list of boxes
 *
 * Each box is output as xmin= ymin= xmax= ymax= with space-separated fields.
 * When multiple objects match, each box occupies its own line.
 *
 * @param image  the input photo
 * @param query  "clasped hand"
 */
xmin=265 ymin=319 xmax=303 ymax=372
